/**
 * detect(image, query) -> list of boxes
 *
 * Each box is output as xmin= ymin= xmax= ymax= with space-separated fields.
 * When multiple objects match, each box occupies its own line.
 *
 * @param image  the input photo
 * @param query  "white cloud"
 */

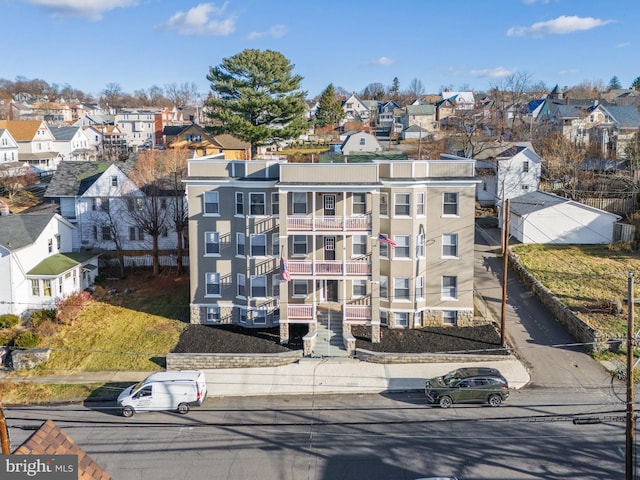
xmin=372 ymin=56 xmax=394 ymax=66
xmin=558 ymin=68 xmax=579 ymax=76
xmin=617 ymin=42 xmax=630 ymax=48
xmin=507 ymin=15 xmax=612 ymax=38
xmin=470 ymin=67 xmax=516 ymax=78
xmin=246 ymin=24 xmax=288 ymax=40
xmin=159 ymin=3 xmax=236 ymax=36
xmin=26 ymin=0 xmax=136 ymax=20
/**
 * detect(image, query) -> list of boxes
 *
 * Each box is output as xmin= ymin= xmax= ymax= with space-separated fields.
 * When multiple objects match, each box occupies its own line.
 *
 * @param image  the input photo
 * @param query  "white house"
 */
xmin=115 ymin=109 xmax=160 ymax=150
xmin=341 ymin=131 xmax=383 ymax=154
xmin=45 ymin=161 xmax=183 ymax=253
xmin=49 ymin=126 xmax=94 ymax=162
xmin=0 ymin=212 xmax=99 ymax=316
xmin=0 ymin=120 xmax=61 ymax=172
xmin=341 ymin=94 xmax=371 ymax=124
xmin=509 ymin=191 xmax=621 ymax=244
xmin=0 ymin=128 xmax=19 ymax=164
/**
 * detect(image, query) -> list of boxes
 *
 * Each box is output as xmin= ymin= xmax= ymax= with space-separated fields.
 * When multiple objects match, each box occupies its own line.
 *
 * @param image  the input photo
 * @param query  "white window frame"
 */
xmin=253 ymin=309 xmax=267 ymax=325
xmin=204 ymin=191 xmax=219 ymax=215
xmin=395 ymin=312 xmax=409 ymax=327
xmin=293 ymin=192 xmax=307 ymax=214
xmin=416 ymin=233 xmax=425 ymax=258
xmin=380 ymin=310 xmax=388 ymax=325
xmin=249 ymin=192 xmax=266 ymax=216
xmin=251 ymin=275 xmax=267 ymax=298
xmin=352 ymin=192 xmax=366 ymax=215
xmin=443 ymin=310 xmax=458 ymax=326
xmin=273 ymin=275 xmax=280 ymax=298
xmin=236 ymin=233 xmax=245 ymax=256
xmin=250 ymin=234 xmax=267 ymax=257
xmin=380 ymin=276 xmax=388 ymax=299
xmin=235 ymin=192 xmax=244 ymax=215
xmin=205 ymin=272 xmax=220 ymax=297
xmin=394 ymin=277 xmax=410 ymax=301
xmin=394 ymin=193 xmax=411 ymax=216
xmin=352 ymin=235 xmax=367 ymax=256
xmin=206 ymin=305 xmax=220 ymax=324
xmin=380 ymin=193 xmax=389 ymax=216
xmin=238 ymin=306 xmax=247 ymax=324
xmin=442 ymin=275 xmax=458 ymax=300
xmin=416 ymin=192 xmax=425 ymax=216
xmin=292 ymin=280 xmax=308 ymax=297
xmin=442 ymin=233 xmax=458 ymax=258
xmin=272 ymin=233 xmax=280 ymax=256
xmin=353 ymin=279 xmax=367 ymax=298
xmin=394 ymin=235 xmax=410 ymax=259
xmin=415 ymin=276 xmax=424 ymax=300
xmin=292 ymin=235 xmax=307 ymax=256
xmin=443 ymin=192 xmax=459 ymax=216
xmin=237 ymin=274 xmax=246 ymax=297
xmin=204 ymin=231 xmax=220 ymax=256
xmin=271 ymin=192 xmax=279 ymax=215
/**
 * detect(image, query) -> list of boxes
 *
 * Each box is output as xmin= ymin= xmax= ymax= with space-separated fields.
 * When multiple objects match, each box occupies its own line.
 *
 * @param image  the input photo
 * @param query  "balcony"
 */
xmin=287 ymin=215 xmax=371 ymax=232
xmin=287 ymin=260 xmax=371 ymax=277
xmin=286 ymin=304 xmax=371 ymax=322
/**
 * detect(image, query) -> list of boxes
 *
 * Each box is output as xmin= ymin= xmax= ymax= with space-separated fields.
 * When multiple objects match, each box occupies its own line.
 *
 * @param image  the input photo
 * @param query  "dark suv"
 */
xmin=425 ymin=367 xmax=510 ymax=408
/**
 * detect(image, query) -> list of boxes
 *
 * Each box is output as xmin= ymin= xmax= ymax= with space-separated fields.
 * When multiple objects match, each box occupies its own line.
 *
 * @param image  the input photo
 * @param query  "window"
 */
xmin=271 ymin=192 xmax=279 ymax=215
xmin=443 ymin=233 xmax=458 ymax=257
xmin=380 ymin=310 xmax=388 ymax=325
xmin=272 ymin=233 xmax=279 ymax=256
xmin=379 ymin=240 xmax=388 ymax=259
xmin=250 ymin=193 xmax=266 ymax=215
xmin=237 ymin=274 xmax=246 ymax=297
xmin=205 ymin=272 xmax=220 ymax=296
xmin=522 ymin=161 xmax=529 ymax=173
xmin=380 ymin=193 xmax=388 ymax=216
xmin=394 ymin=235 xmax=410 ymax=258
xmin=521 ymin=184 xmax=529 ymax=191
xmin=353 ymin=192 xmax=366 ymax=214
xmin=101 ymin=226 xmax=111 ymax=241
xmin=443 ymin=310 xmax=457 ymax=326
xmin=205 ymin=232 xmax=220 ymax=255
xmin=160 ymin=198 xmax=167 ymax=209
xmin=93 ymin=226 xmax=98 ymax=240
xmin=130 ymin=227 xmax=144 ymax=241
xmin=236 ymin=233 xmax=245 ymax=256
xmin=55 ymin=234 xmax=61 ymax=250
xmin=206 ymin=306 xmax=220 ymax=324
xmin=100 ymin=197 xmax=109 ymax=212
xmin=235 ymin=192 xmax=244 ymax=215
xmin=273 ymin=275 xmax=280 ymax=298
xmin=251 ymin=276 xmax=267 ymax=297
xmin=293 ymin=192 xmax=307 ymax=214
xmin=127 ymin=198 xmax=144 ymax=212
xmin=111 ymin=175 xmax=118 ymax=186
xmin=416 ymin=192 xmax=425 ymax=216
xmin=48 ymin=238 xmax=53 ymax=253
xmin=415 ymin=276 xmax=424 ymax=300
xmin=353 ymin=279 xmax=367 ymax=297
xmin=395 ymin=312 xmax=408 ymax=327
xmin=31 ymin=279 xmax=39 ymax=296
xmin=204 ymin=191 xmax=219 ymax=215
xmin=238 ymin=307 xmax=247 ymax=324
xmin=353 ymin=235 xmax=367 ymax=256
xmin=253 ymin=309 xmax=267 ymax=325
xmin=443 ymin=192 xmax=459 ymax=216
xmin=250 ymin=234 xmax=266 ymax=256
xmin=359 ymin=137 xmax=366 ymax=145
xmin=416 ymin=233 xmax=425 ymax=258
xmin=293 ymin=280 xmax=308 ymax=297
xmin=442 ymin=275 xmax=457 ymax=299
xmin=380 ymin=276 xmax=388 ymax=299
xmin=293 ymin=235 xmax=307 ymax=255
xmin=394 ymin=277 xmax=410 ymax=300
xmin=43 ymin=279 xmax=51 ymax=297
xmin=394 ymin=193 xmax=410 ymax=216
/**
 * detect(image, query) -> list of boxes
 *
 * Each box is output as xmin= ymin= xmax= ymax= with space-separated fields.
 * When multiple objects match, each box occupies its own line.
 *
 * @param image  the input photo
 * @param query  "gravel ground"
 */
xmin=173 ymin=323 xmax=507 ymax=355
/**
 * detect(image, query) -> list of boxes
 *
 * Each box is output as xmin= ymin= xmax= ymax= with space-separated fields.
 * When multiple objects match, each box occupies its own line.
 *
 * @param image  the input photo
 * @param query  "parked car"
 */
xmin=424 ymin=367 xmax=509 ymax=408
xmin=117 ymin=370 xmax=207 ymax=417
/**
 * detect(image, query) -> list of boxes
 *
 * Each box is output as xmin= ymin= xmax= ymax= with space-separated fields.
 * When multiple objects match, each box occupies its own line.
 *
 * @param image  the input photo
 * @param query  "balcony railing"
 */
xmin=286 ymin=304 xmax=372 ymax=322
xmin=287 ymin=215 xmax=371 ymax=232
xmin=287 ymin=260 xmax=371 ymax=276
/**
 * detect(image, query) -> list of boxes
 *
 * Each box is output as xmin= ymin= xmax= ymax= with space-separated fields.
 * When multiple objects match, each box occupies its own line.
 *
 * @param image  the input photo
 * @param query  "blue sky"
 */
xmin=2 ymin=0 xmax=639 ymax=100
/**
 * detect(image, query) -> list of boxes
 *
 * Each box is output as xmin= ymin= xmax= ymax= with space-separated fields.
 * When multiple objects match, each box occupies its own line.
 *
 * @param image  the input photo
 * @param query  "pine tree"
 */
xmin=315 ymin=84 xmax=345 ymax=127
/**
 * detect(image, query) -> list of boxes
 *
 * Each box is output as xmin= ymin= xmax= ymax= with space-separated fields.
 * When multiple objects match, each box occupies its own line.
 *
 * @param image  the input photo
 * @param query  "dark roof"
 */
xmin=163 ymin=125 xmax=188 ymax=136
xmin=579 ymin=157 xmax=628 ymax=172
xmin=600 ymin=105 xmax=640 ymax=128
xmin=510 ymin=191 xmax=567 ymax=216
xmin=45 ymin=160 xmax=134 ymax=197
xmin=49 ymin=125 xmax=80 ymax=141
xmin=0 ymin=212 xmax=57 ymax=250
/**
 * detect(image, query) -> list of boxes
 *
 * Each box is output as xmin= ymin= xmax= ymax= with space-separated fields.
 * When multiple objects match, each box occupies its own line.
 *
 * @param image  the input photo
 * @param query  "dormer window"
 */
xmin=111 ymin=176 xmax=118 ymax=186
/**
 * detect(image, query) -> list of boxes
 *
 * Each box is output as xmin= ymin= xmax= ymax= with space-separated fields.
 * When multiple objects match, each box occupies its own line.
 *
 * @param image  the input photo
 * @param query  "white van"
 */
xmin=117 ymin=370 xmax=207 ymax=417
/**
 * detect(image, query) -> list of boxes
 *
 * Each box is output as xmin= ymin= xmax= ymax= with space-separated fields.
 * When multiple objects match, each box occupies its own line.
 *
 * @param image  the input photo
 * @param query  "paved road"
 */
xmin=475 ymin=225 xmax=614 ymax=391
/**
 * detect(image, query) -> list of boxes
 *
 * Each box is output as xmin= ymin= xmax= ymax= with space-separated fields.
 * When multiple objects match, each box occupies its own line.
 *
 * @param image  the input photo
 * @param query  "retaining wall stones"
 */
xmin=166 ymin=350 xmax=303 ymax=370
xmin=11 ymin=348 xmax=51 ymax=370
xmin=355 ymin=350 xmax=510 ymax=364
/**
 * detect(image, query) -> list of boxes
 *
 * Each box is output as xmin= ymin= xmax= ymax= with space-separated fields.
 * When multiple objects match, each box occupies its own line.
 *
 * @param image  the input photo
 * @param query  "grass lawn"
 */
xmin=510 ymin=243 xmax=640 ymax=335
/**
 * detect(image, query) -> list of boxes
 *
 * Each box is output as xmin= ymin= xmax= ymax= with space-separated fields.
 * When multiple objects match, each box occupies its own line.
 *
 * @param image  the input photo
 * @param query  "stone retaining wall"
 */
xmin=356 ymin=350 xmax=510 ymax=364
xmin=166 ymin=350 xmax=303 ymax=370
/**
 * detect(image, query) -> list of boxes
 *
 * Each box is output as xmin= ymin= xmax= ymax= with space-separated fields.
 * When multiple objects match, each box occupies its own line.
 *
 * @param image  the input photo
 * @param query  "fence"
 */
xmin=123 ymin=255 xmax=190 ymax=268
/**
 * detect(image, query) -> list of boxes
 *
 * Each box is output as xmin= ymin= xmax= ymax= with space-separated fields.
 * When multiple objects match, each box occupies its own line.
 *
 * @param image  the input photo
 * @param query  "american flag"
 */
xmin=378 ymin=233 xmax=397 ymax=248
xmin=280 ymin=257 xmax=291 ymax=281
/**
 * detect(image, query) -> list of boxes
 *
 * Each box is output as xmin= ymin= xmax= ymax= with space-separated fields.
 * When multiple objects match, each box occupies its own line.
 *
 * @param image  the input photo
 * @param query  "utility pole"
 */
xmin=626 ymin=271 xmax=635 ymax=480
xmin=501 ymin=198 xmax=510 ymax=347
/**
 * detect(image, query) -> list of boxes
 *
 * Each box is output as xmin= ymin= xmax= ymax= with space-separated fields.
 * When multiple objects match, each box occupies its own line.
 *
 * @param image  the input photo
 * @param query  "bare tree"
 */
xmin=406 ymin=78 xmax=425 ymax=98
xmin=164 ymin=82 xmax=199 ymax=107
xmin=102 ymin=82 xmax=124 ymax=111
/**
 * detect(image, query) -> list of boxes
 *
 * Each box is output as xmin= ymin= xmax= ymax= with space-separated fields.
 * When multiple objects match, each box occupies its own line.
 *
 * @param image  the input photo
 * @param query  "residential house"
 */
xmin=91 ymin=125 xmax=127 ymax=160
xmin=28 ymin=100 xmax=75 ymax=123
xmin=402 ymin=104 xmax=438 ymax=133
xmin=185 ymin=154 xmax=478 ymax=352
xmin=115 ymin=109 xmax=161 ymax=150
xmin=0 ymin=128 xmax=19 ymax=164
xmin=401 ymin=124 xmax=429 ymax=140
xmin=341 ymin=131 xmax=383 ymax=154
xmin=44 ymin=161 xmax=183 ymax=253
xmin=509 ymin=190 xmax=621 ymax=244
xmin=342 ymin=94 xmax=371 ymax=125
xmin=50 ymin=126 xmax=94 ymax=161
xmin=378 ymin=101 xmax=400 ymax=130
xmin=73 ymin=113 xmax=114 ymax=128
xmin=0 ymin=212 xmax=99 ymax=316
xmin=165 ymin=123 xmax=250 ymax=160
xmin=0 ymin=119 xmax=61 ymax=172
xmin=585 ymin=104 xmax=640 ymax=159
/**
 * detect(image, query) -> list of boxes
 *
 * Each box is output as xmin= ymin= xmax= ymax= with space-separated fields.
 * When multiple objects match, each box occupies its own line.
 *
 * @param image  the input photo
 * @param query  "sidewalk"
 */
xmin=0 ymin=356 xmax=530 ymax=398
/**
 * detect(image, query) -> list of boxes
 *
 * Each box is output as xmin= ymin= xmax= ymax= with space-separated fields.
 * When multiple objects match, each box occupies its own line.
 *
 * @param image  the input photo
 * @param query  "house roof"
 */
xmin=405 ymin=104 xmax=436 ymax=115
xmin=598 ymin=105 xmax=640 ymax=128
xmin=510 ymin=191 xmax=567 ymax=216
xmin=27 ymin=251 xmax=98 ymax=276
xmin=13 ymin=419 xmax=111 ymax=480
xmin=44 ymin=161 xmax=130 ymax=197
xmin=554 ymin=104 xmax=583 ymax=119
xmin=0 ymin=212 xmax=57 ymax=251
xmin=214 ymin=133 xmax=250 ymax=150
xmin=50 ymin=125 xmax=80 ymax=141
xmin=0 ymin=119 xmax=44 ymax=141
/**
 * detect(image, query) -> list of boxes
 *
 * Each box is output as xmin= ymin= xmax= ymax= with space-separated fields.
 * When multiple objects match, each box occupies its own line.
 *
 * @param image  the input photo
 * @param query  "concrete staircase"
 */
xmin=312 ymin=310 xmax=348 ymax=357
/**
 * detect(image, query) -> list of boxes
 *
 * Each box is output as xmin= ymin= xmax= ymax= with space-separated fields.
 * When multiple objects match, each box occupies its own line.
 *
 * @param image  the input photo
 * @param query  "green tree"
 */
xmin=389 ymin=77 xmax=400 ymax=99
xmin=608 ymin=75 xmax=622 ymax=90
xmin=314 ymin=84 xmax=344 ymax=127
xmin=632 ymin=76 xmax=640 ymax=90
xmin=205 ymin=49 xmax=307 ymax=159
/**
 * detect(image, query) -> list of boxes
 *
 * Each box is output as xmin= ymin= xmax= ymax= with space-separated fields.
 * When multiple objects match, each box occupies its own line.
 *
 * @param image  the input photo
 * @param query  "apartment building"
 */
xmin=185 ymin=154 xmax=478 ymax=347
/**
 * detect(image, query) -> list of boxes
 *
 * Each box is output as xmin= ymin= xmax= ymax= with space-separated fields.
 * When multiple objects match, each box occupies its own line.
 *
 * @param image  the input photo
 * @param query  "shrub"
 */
xmin=56 ymin=291 xmax=92 ymax=324
xmin=0 ymin=314 xmax=20 ymax=329
xmin=13 ymin=331 xmax=40 ymax=349
xmin=30 ymin=309 xmax=56 ymax=326
xmin=0 ymin=330 xmax=13 ymax=347
xmin=33 ymin=319 xmax=58 ymax=338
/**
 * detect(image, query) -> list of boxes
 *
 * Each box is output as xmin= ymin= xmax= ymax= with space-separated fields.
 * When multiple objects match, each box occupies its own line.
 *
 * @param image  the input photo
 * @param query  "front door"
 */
xmin=324 ymin=194 xmax=336 ymax=216
xmin=324 ymin=236 xmax=336 ymax=261
xmin=326 ymin=280 xmax=338 ymax=302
